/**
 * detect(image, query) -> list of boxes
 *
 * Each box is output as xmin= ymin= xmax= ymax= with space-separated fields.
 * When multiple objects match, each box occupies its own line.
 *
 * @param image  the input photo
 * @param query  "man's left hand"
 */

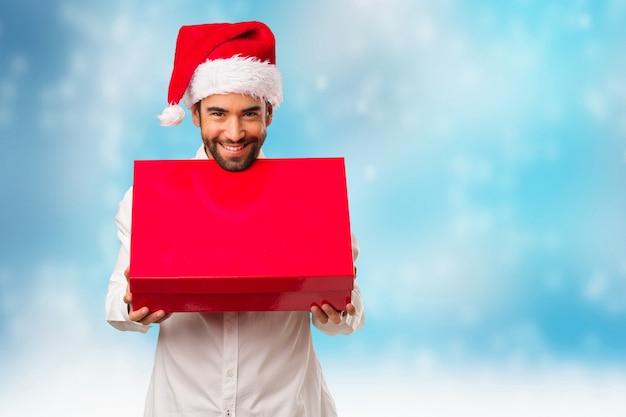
xmin=311 ymin=303 xmax=356 ymax=325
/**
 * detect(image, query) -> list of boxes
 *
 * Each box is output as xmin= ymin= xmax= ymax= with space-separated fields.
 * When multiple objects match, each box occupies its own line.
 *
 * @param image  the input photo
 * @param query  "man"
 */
xmin=105 ymin=21 xmax=364 ymax=416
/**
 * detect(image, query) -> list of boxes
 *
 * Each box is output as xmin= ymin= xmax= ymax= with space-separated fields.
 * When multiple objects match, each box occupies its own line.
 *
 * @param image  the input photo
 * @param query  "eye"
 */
xmin=243 ymin=110 xmax=261 ymax=118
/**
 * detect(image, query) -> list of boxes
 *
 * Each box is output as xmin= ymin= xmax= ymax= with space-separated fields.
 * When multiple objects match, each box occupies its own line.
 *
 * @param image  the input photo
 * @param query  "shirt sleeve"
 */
xmin=104 ymin=187 xmax=151 ymax=333
xmin=312 ymin=232 xmax=365 ymax=336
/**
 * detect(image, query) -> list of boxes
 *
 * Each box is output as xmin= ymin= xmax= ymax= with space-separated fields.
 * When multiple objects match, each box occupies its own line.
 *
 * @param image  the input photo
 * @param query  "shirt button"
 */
xmin=227 ymin=369 xmax=234 ymax=377
xmin=227 ymin=327 xmax=235 ymax=334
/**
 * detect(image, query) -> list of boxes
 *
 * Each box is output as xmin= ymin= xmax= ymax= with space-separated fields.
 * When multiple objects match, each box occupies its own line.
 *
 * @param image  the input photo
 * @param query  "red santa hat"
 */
xmin=157 ymin=21 xmax=283 ymax=126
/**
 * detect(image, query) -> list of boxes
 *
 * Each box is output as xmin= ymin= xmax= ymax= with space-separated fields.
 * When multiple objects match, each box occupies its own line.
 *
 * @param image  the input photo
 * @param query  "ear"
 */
xmin=265 ymin=103 xmax=273 ymax=127
xmin=191 ymin=102 xmax=201 ymax=127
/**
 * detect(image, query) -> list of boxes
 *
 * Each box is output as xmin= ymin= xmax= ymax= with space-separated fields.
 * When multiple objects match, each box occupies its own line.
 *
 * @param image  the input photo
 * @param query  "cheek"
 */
xmin=253 ymin=123 xmax=267 ymax=138
xmin=200 ymin=124 xmax=220 ymax=139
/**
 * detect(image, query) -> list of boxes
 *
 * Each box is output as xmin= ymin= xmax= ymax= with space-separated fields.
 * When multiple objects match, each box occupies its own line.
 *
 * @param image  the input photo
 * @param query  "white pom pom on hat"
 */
xmin=156 ymin=21 xmax=283 ymax=127
xmin=156 ymin=104 xmax=186 ymax=126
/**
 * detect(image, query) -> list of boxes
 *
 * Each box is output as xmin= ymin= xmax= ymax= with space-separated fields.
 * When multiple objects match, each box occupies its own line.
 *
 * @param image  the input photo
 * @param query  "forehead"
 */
xmin=199 ymin=93 xmax=264 ymax=109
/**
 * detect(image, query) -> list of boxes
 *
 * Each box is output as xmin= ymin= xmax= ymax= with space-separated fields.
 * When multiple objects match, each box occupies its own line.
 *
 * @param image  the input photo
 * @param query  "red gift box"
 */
xmin=129 ymin=158 xmax=355 ymax=312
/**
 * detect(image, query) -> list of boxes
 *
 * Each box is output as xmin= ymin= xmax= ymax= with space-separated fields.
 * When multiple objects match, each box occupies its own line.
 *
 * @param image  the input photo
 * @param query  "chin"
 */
xmin=218 ymin=154 xmax=258 ymax=172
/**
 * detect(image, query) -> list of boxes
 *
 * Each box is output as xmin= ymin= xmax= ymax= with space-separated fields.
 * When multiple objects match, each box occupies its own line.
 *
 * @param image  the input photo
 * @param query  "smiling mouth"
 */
xmin=220 ymin=143 xmax=247 ymax=152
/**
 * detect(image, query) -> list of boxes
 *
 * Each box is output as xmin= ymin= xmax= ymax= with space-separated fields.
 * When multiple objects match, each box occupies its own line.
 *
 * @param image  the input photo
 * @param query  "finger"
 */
xmin=321 ymin=304 xmax=341 ymax=324
xmin=123 ymin=292 xmax=132 ymax=305
xmin=123 ymin=290 xmax=133 ymax=316
xmin=123 ymin=283 xmax=133 ymax=306
xmin=141 ymin=310 xmax=167 ymax=325
xmin=345 ymin=303 xmax=356 ymax=316
xmin=310 ymin=305 xmax=328 ymax=324
xmin=154 ymin=312 xmax=172 ymax=324
xmin=129 ymin=306 xmax=149 ymax=322
xmin=123 ymin=267 xmax=133 ymax=309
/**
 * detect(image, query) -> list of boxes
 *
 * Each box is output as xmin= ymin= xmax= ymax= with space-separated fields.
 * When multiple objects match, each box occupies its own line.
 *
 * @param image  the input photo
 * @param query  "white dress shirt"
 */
xmin=105 ymin=146 xmax=365 ymax=417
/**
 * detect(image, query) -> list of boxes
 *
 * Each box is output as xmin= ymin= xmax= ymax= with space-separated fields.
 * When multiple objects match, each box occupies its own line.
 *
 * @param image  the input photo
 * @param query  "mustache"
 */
xmin=213 ymin=137 xmax=258 ymax=145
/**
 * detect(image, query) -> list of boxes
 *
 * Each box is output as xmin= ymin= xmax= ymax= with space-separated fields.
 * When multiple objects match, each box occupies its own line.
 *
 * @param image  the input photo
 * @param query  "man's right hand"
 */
xmin=123 ymin=267 xmax=171 ymax=325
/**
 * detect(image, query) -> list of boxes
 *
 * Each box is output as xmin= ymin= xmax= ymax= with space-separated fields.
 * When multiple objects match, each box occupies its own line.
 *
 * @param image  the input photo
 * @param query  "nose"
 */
xmin=223 ymin=116 xmax=245 ymax=142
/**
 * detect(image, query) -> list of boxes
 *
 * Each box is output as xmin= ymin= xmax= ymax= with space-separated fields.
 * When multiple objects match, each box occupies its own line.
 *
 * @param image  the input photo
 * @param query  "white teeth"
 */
xmin=222 ymin=144 xmax=244 ymax=152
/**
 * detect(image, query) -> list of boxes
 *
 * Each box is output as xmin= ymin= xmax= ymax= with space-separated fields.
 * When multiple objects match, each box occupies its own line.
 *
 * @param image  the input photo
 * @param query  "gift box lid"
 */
xmin=129 ymin=157 xmax=355 ymax=303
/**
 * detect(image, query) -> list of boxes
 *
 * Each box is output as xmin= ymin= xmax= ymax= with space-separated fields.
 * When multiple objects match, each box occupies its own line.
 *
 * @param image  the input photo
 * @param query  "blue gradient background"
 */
xmin=1 ymin=1 xmax=625 ymax=415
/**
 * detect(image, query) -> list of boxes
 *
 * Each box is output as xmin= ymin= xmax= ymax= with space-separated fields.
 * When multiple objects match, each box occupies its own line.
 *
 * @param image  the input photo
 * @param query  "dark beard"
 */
xmin=203 ymin=138 xmax=262 ymax=172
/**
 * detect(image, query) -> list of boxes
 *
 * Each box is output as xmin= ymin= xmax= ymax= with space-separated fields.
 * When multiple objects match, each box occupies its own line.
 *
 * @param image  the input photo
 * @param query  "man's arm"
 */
xmin=311 ymin=233 xmax=365 ymax=336
xmin=105 ymin=188 xmax=170 ymax=332
xmin=122 ymin=267 xmax=171 ymax=324
xmin=311 ymin=281 xmax=365 ymax=336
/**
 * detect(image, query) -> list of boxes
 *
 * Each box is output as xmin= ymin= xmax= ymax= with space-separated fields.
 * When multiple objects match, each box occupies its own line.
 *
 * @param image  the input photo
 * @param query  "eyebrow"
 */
xmin=204 ymin=105 xmax=262 ymax=113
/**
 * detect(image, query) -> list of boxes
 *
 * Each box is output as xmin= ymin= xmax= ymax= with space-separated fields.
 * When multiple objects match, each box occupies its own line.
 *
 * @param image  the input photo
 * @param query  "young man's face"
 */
xmin=192 ymin=93 xmax=273 ymax=172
